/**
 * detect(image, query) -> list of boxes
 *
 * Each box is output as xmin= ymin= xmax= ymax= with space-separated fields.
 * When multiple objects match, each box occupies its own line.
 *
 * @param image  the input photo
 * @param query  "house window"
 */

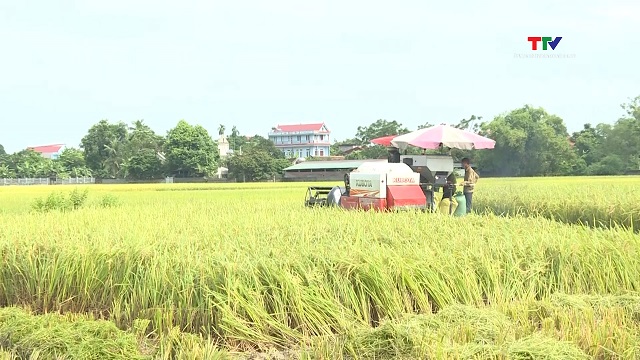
xmin=320 ymin=135 xmax=324 ymax=141
xmin=320 ymin=149 xmax=324 ymax=156
xmin=297 ymin=136 xmax=301 ymax=142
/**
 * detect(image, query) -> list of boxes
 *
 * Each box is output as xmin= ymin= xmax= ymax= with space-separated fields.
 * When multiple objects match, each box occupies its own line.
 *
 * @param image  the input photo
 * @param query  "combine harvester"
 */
xmin=304 ymin=124 xmax=496 ymax=213
xmin=304 ymin=153 xmax=455 ymax=212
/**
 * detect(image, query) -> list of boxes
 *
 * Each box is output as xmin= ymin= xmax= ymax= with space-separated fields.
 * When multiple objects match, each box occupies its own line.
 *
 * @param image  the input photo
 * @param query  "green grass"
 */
xmin=0 ymin=176 xmax=639 ymax=358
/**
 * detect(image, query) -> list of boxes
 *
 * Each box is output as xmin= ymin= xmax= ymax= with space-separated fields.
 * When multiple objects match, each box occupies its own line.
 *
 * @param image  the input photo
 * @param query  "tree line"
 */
xmin=1 ymin=94 xmax=638 ymax=180
xmin=0 ymin=120 xmax=288 ymax=181
xmin=332 ymin=95 xmax=640 ymax=176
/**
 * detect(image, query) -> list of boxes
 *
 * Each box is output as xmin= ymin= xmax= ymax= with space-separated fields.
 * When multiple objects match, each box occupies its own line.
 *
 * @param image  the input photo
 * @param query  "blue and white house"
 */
xmin=268 ymin=123 xmax=331 ymax=158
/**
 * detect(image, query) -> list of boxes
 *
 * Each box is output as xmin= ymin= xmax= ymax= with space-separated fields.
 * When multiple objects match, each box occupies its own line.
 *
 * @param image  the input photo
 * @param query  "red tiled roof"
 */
xmin=275 ymin=123 xmax=328 ymax=132
xmin=28 ymin=144 xmax=64 ymax=153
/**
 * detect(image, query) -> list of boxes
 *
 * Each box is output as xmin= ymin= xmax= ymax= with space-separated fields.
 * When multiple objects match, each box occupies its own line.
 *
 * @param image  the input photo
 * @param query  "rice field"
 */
xmin=0 ymin=176 xmax=639 ymax=359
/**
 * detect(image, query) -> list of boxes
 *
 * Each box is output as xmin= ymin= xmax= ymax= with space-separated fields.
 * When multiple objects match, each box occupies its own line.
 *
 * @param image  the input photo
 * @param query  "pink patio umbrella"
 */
xmin=390 ymin=124 xmax=495 ymax=151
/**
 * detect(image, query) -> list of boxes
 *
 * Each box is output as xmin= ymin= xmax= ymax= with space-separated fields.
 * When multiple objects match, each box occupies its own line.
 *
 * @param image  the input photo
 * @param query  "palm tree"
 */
xmin=103 ymin=137 xmax=123 ymax=178
xmin=231 ymin=126 xmax=239 ymax=150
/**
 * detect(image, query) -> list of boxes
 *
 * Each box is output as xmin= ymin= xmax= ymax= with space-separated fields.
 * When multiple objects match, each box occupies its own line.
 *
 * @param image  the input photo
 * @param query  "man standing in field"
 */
xmin=460 ymin=158 xmax=479 ymax=213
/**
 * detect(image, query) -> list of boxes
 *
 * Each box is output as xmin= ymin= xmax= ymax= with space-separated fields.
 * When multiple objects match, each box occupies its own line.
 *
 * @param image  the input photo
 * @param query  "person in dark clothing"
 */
xmin=441 ymin=172 xmax=457 ymax=201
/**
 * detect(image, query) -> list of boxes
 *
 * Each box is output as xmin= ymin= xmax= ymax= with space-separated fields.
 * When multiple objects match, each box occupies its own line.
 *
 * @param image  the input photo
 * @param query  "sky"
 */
xmin=1 ymin=0 xmax=639 ymax=153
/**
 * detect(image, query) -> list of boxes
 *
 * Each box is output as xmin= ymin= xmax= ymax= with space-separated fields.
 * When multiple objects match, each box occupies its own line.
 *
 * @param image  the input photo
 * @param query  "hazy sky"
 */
xmin=1 ymin=0 xmax=638 ymax=153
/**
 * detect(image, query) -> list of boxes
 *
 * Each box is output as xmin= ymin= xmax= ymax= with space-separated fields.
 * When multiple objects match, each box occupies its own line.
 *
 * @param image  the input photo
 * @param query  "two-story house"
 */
xmin=268 ymin=123 xmax=331 ymax=158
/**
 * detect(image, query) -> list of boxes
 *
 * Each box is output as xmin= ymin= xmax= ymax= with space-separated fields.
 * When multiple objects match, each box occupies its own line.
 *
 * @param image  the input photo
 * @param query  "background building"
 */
xmin=217 ymin=134 xmax=231 ymax=158
xmin=268 ymin=123 xmax=330 ymax=158
xmin=283 ymin=159 xmax=385 ymax=181
xmin=27 ymin=144 xmax=65 ymax=159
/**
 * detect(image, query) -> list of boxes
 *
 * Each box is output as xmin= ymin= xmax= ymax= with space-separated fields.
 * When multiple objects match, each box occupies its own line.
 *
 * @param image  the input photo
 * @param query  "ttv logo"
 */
xmin=527 ymin=37 xmax=562 ymax=50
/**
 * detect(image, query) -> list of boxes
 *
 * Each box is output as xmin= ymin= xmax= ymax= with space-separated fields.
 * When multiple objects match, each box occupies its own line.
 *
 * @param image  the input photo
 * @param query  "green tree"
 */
xmin=621 ymin=95 xmax=640 ymax=121
xmin=417 ymin=122 xmax=433 ymax=130
xmin=344 ymin=146 xmax=390 ymax=160
xmin=123 ymin=120 xmax=165 ymax=180
xmin=227 ymin=151 xmax=290 ymax=182
xmin=226 ymin=135 xmax=290 ymax=181
xmin=454 ymin=115 xmax=483 ymax=132
xmin=55 ymin=147 xmax=91 ymax=178
xmin=584 ymin=154 xmax=625 ymax=175
xmin=0 ymin=146 xmax=15 ymax=178
xmin=58 ymin=147 xmax=86 ymax=172
xmin=80 ymin=120 xmax=129 ymax=178
xmin=9 ymin=149 xmax=49 ymax=178
xmin=228 ymin=126 xmax=247 ymax=153
xmin=336 ymin=119 xmax=411 ymax=159
xmin=125 ymin=149 xmax=165 ymax=179
xmin=599 ymin=96 xmax=640 ymax=172
xmin=476 ymin=105 xmax=576 ymax=176
xmin=569 ymin=123 xmax=606 ymax=174
xmin=329 ymin=138 xmax=360 ymax=156
xmin=242 ymin=136 xmax=284 ymax=159
xmin=449 ymin=115 xmax=484 ymax=162
xmin=0 ymin=144 xmax=8 ymax=169
xmin=0 ymin=164 xmax=14 ymax=178
xmin=44 ymin=159 xmax=68 ymax=179
xmin=127 ymin=120 xmax=163 ymax=150
xmin=164 ymin=120 xmax=218 ymax=177
xmin=355 ymin=119 xmax=409 ymax=145
xmin=102 ymin=136 xmax=127 ymax=178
